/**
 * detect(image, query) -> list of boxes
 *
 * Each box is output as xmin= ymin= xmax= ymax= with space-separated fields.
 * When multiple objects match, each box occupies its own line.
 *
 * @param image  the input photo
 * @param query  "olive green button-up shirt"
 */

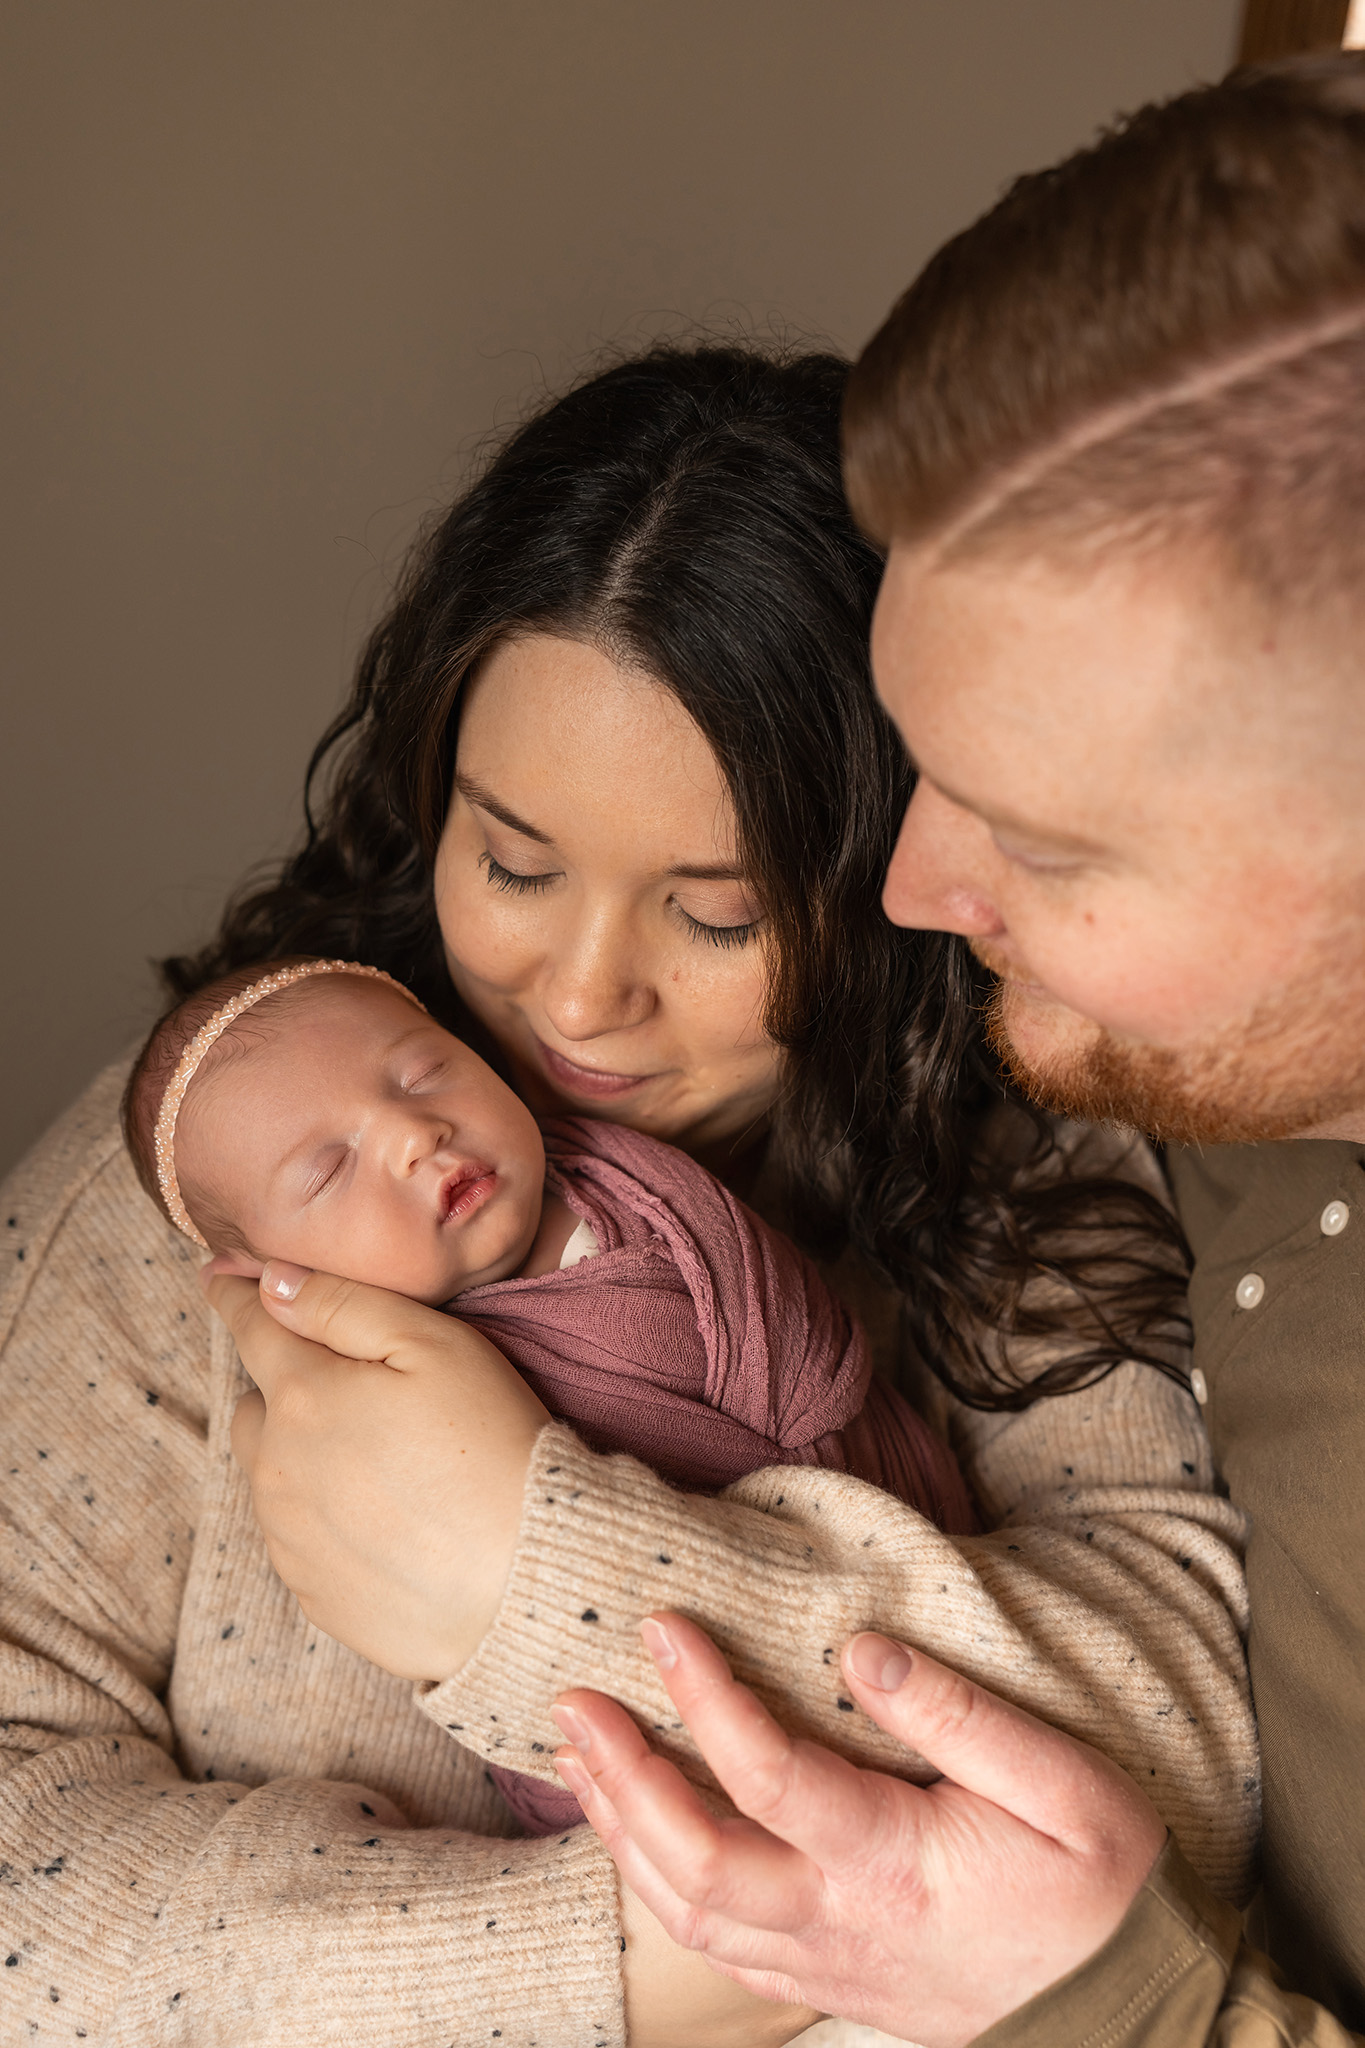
xmin=981 ymin=1138 xmax=1365 ymax=2048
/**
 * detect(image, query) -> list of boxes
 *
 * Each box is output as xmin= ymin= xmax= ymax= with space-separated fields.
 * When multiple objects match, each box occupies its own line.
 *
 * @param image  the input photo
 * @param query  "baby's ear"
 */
xmin=200 ymin=1250 xmax=266 ymax=1282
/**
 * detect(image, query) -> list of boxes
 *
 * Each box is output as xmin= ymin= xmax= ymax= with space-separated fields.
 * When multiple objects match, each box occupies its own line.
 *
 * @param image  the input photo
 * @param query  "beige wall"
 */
xmin=0 ymin=0 xmax=1239 ymax=1176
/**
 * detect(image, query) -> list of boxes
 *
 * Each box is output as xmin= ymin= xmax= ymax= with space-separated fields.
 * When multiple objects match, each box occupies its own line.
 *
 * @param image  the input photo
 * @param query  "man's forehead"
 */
xmin=876 ymin=542 xmax=1270 ymax=782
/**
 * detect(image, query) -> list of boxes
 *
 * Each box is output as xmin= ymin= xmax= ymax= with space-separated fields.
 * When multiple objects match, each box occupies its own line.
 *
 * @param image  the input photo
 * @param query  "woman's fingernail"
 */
xmin=551 ymin=1704 xmax=592 ymax=1754
xmin=262 ymin=1262 xmax=310 ymax=1301
xmin=846 ymin=1633 xmax=914 ymax=1692
xmin=640 ymin=1616 xmax=678 ymax=1670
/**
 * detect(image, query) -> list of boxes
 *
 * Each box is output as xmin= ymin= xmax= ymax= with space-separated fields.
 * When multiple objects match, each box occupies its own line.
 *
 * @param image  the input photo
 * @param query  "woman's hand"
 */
xmin=205 ymin=1261 xmax=549 ymax=1680
xmin=551 ymin=1614 xmax=1167 ymax=2048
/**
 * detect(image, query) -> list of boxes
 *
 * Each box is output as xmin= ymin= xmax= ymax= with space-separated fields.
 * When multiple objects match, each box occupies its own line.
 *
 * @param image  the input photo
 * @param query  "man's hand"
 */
xmin=551 ymin=1613 xmax=1167 ymax=2048
xmin=206 ymin=1260 xmax=548 ymax=1679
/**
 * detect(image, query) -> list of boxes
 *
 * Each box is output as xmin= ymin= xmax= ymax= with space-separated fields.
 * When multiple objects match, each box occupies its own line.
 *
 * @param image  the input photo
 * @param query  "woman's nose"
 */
xmin=537 ymin=909 xmax=656 ymax=1042
xmin=883 ymin=780 xmax=1006 ymax=938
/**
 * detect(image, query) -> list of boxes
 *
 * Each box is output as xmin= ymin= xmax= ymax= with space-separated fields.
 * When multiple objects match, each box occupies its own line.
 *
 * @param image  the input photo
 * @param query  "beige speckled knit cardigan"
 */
xmin=0 ymin=1063 xmax=1257 ymax=2046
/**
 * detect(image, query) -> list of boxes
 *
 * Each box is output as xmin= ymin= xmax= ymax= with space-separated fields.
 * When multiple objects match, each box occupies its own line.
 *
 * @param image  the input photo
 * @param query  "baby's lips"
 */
xmin=438 ymin=1163 xmax=496 ymax=1223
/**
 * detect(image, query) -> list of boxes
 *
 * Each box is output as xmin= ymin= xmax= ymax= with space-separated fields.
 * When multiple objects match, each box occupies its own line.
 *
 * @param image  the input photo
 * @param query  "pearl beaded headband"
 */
xmin=153 ymin=959 xmax=428 ymax=1249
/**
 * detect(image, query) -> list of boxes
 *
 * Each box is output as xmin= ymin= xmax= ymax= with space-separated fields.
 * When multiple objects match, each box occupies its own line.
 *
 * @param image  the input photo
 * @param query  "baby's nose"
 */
xmin=395 ymin=1115 xmax=447 ymax=1174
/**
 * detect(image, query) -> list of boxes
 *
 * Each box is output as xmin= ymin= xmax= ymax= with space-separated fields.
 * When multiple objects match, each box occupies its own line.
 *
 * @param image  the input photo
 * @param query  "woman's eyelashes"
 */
xmin=479 ymin=849 xmax=560 ymax=895
xmin=479 ymin=842 xmax=761 ymax=948
xmin=676 ymin=905 xmax=762 ymax=950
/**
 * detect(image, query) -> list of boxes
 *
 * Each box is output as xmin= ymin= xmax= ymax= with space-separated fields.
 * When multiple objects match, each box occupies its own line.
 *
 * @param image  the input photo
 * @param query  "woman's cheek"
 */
xmin=676 ymin=945 xmax=774 ymax=1069
xmin=438 ymin=874 xmax=537 ymax=993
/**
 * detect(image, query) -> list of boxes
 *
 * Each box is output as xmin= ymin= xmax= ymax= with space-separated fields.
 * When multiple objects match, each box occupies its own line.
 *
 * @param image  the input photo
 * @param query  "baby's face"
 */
xmin=178 ymin=977 xmax=545 ymax=1302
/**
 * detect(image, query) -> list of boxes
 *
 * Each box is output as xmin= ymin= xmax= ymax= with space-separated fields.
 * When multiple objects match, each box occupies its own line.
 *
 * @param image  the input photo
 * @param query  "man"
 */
xmin=549 ymin=51 xmax=1365 ymax=2046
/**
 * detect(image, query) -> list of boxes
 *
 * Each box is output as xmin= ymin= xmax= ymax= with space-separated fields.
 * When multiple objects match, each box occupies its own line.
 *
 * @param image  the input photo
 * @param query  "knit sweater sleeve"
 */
xmin=0 ymin=1065 xmax=623 ymax=2048
xmin=420 ymin=1130 xmax=1258 ymax=1911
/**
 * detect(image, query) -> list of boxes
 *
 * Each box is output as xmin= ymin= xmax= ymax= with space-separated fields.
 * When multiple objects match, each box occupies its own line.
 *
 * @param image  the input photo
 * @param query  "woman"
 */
xmin=0 ymin=346 xmax=1253 ymax=2048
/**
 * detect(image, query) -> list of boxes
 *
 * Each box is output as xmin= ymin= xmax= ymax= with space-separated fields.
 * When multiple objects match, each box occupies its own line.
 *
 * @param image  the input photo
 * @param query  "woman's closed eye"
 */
xmin=479 ymin=849 xmax=561 ymax=896
xmin=676 ymin=905 xmax=763 ymax=950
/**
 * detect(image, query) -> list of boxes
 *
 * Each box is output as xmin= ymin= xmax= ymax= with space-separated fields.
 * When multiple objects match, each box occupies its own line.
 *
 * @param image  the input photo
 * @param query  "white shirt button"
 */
xmin=1235 ymin=1272 xmax=1266 ymax=1310
xmin=1321 ymin=1200 xmax=1350 ymax=1237
xmin=1190 ymin=1367 xmax=1209 ymax=1405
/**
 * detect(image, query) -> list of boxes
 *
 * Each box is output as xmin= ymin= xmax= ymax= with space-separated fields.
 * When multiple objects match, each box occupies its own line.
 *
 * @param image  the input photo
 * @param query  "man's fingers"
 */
xmin=634 ymin=1614 xmax=907 ymax=1870
xmin=561 ymin=1756 xmax=802 ymax=2000
xmin=555 ymin=1677 xmax=837 ymax=1929
xmin=556 ymin=1738 xmax=821 ymax=1978
xmin=555 ymin=1750 xmax=711 ymax=1942
xmin=840 ymin=1632 xmax=1165 ymax=1855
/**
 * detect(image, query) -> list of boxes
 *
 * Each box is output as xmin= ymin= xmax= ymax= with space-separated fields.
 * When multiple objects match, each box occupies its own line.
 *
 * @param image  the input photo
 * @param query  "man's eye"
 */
xmin=994 ymin=839 xmax=1085 ymax=876
xmin=479 ymin=851 xmax=559 ymax=895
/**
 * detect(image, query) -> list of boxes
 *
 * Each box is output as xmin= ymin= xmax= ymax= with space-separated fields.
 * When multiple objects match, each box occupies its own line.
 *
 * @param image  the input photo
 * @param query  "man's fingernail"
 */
xmin=640 ymin=1616 xmax=678 ymax=1670
xmin=551 ymin=1704 xmax=592 ymax=1753
xmin=846 ymin=1633 xmax=914 ymax=1692
xmin=554 ymin=1751 xmax=592 ymax=1800
xmin=262 ymin=1262 xmax=310 ymax=1301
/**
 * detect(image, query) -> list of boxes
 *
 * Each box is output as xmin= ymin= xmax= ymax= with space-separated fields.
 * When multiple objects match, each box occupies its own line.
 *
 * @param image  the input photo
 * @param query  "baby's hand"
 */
xmin=206 ymin=1263 xmax=549 ymax=1679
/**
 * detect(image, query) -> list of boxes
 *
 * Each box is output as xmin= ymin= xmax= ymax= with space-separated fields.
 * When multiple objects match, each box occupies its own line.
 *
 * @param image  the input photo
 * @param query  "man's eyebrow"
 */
xmin=453 ymin=773 xmax=555 ymax=846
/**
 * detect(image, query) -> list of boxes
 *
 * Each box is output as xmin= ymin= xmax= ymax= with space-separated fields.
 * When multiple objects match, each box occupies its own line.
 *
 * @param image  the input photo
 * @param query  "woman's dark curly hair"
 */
xmin=165 ymin=341 xmax=1188 ymax=1409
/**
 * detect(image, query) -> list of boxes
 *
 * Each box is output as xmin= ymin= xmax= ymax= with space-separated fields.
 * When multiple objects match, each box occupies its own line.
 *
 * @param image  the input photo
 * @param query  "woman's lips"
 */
xmin=439 ymin=1166 xmax=497 ymax=1224
xmin=535 ymin=1038 xmax=656 ymax=1101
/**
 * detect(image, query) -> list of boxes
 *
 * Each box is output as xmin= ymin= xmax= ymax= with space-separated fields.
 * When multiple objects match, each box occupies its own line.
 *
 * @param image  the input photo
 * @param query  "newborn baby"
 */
xmin=123 ymin=956 xmax=975 ymax=1834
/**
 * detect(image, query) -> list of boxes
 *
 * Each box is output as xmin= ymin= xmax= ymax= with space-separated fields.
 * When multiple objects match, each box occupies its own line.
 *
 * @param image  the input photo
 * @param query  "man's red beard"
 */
xmin=977 ymin=947 xmax=1365 ymax=1146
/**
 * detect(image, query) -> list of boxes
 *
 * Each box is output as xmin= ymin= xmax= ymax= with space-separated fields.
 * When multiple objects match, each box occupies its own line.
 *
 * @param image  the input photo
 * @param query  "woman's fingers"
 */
xmin=229 ymin=1387 xmax=266 ymax=1470
xmin=198 ymin=1249 xmax=265 ymax=1281
xmin=201 ymin=1263 xmax=547 ymax=1679
xmin=206 ymin=1260 xmax=435 ymax=1379
xmin=840 ymin=1632 xmax=1167 ymax=1860
xmin=255 ymin=1265 xmax=435 ymax=1371
xmin=201 ymin=1269 xmax=340 ymax=1401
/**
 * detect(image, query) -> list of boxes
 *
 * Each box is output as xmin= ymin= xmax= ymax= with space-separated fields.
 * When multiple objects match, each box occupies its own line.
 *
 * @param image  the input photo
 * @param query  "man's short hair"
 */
xmin=844 ymin=54 xmax=1365 ymax=621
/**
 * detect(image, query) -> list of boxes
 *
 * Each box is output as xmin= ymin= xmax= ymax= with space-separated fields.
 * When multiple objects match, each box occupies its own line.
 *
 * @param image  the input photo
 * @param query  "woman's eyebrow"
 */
xmin=453 ymin=773 xmax=555 ymax=846
xmin=666 ymin=861 xmax=746 ymax=882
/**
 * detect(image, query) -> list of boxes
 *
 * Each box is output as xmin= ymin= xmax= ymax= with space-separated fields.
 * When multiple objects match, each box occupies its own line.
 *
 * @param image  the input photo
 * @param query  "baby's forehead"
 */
xmin=195 ymin=973 xmax=420 ymax=1099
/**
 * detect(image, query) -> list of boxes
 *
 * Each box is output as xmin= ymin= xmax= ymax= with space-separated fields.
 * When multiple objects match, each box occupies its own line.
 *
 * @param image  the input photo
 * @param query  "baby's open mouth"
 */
xmin=438 ymin=1164 xmax=497 ymax=1224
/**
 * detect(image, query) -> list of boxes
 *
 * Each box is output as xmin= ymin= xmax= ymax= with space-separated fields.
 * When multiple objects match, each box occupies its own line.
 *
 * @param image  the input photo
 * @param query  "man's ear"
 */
xmin=200 ymin=1250 xmax=266 ymax=1281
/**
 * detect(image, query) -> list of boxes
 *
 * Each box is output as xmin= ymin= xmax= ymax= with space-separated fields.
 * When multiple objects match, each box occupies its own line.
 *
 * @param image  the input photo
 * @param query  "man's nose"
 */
xmin=538 ymin=907 xmax=656 ymax=1042
xmin=883 ymin=779 xmax=1006 ymax=938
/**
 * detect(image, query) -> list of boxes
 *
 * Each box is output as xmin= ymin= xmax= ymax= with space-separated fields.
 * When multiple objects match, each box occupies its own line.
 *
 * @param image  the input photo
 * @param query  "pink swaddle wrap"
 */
xmin=452 ymin=1116 xmax=976 ymax=1834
